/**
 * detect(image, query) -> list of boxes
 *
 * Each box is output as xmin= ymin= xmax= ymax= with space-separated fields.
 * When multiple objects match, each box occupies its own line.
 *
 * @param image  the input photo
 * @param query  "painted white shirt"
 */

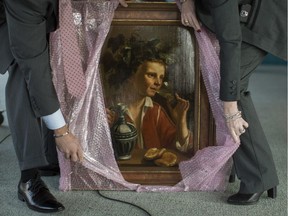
xmin=126 ymin=97 xmax=191 ymax=152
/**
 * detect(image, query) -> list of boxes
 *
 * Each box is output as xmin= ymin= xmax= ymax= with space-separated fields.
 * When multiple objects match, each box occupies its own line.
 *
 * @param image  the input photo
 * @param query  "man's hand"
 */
xmin=54 ymin=125 xmax=84 ymax=162
xmin=118 ymin=0 xmax=128 ymax=7
xmin=106 ymin=108 xmax=117 ymax=128
xmin=180 ymin=0 xmax=201 ymax=31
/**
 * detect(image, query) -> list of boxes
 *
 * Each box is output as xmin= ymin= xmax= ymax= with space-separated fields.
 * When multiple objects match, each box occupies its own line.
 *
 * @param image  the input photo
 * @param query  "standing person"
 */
xmin=180 ymin=0 xmax=287 ymax=205
xmin=0 ymin=0 xmax=85 ymax=213
xmin=0 ymin=0 xmax=129 ymax=213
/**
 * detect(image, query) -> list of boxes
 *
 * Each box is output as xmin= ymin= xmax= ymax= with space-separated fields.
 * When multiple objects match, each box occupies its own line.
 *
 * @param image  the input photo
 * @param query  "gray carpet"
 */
xmin=0 ymin=65 xmax=287 ymax=216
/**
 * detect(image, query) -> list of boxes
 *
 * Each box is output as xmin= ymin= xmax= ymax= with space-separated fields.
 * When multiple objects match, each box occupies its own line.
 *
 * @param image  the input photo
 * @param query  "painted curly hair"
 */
xmin=101 ymin=33 xmax=176 ymax=89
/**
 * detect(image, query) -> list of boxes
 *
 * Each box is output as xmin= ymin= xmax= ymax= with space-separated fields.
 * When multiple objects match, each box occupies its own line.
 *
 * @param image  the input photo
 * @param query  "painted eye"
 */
xmin=147 ymin=73 xmax=155 ymax=78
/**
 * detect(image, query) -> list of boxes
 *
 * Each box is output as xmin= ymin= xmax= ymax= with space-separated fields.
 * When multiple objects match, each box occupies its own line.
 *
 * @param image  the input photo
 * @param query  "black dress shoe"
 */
xmin=38 ymin=164 xmax=60 ymax=176
xmin=18 ymin=175 xmax=65 ymax=213
xmin=227 ymin=187 xmax=277 ymax=205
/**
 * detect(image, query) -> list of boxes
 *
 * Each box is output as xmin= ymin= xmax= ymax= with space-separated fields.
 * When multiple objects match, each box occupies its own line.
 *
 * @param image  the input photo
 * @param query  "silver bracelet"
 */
xmin=224 ymin=111 xmax=242 ymax=122
xmin=54 ymin=131 xmax=70 ymax=138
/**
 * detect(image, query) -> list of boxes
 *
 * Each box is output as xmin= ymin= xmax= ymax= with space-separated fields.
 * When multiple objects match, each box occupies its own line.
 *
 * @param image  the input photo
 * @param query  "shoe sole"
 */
xmin=227 ymin=199 xmax=259 ymax=205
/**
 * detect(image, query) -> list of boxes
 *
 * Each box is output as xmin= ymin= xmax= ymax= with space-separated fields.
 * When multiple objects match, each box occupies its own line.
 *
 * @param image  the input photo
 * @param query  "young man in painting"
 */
xmin=104 ymin=36 xmax=193 ymax=154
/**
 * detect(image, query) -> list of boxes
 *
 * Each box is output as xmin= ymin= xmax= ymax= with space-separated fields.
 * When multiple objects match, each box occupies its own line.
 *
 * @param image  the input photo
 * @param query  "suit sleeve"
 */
xmin=4 ymin=2 xmax=60 ymax=117
xmin=0 ymin=1 xmax=14 ymax=74
xmin=0 ymin=23 xmax=14 ymax=74
xmin=208 ymin=0 xmax=242 ymax=101
xmin=0 ymin=0 xmax=5 ymax=26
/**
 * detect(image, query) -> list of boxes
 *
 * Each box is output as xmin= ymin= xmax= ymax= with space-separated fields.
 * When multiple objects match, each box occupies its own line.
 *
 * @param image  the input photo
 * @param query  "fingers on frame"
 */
xmin=70 ymin=153 xmax=78 ymax=162
xmin=77 ymin=149 xmax=84 ymax=162
xmin=65 ymin=153 xmax=70 ymax=160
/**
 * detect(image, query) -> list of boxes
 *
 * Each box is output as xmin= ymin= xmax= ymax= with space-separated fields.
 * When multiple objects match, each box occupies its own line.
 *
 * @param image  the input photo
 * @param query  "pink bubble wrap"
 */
xmin=50 ymin=0 xmax=239 ymax=192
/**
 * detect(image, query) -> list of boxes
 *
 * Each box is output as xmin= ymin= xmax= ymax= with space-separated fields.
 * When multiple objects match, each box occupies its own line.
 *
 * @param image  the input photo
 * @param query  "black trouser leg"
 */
xmin=235 ymin=91 xmax=279 ymax=193
xmin=42 ymin=124 xmax=58 ymax=165
xmin=5 ymin=62 xmax=49 ymax=171
xmin=232 ymin=43 xmax=279 ymax=193
xmin=4 ymin=0 xmax=59 ymax=171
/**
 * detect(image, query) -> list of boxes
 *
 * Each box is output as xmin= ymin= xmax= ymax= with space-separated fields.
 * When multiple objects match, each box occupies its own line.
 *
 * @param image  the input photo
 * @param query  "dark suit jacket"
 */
xmin=0 ymin=0 xmax=60 ymax=117
xmin=0 ymin=1 xmax=13 ymax=74
xmin=196 ymin=0 xmax=287 ymax=101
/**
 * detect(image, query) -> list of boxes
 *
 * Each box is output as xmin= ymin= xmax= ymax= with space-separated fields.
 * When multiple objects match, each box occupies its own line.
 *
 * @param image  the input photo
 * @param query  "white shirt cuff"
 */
xmin=41 ymin=109 xmax=66 ymax=130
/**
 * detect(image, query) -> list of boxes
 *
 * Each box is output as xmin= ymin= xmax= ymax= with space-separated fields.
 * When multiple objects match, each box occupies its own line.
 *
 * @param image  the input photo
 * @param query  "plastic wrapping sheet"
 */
xmin=50 ymin=0 xmax=239 ymax=192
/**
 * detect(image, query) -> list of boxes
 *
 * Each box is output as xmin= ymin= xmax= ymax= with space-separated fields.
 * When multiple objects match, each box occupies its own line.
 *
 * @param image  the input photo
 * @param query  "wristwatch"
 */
xmin=180 ymin=0 xmax=187 ymax=3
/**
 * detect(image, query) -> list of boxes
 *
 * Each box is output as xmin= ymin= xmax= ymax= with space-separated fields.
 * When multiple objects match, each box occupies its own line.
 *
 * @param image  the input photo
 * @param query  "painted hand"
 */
xmin=106 ymin=108 xmax=117 ymax=128
xmin=171 ymin=93 xmax=190 ymax=123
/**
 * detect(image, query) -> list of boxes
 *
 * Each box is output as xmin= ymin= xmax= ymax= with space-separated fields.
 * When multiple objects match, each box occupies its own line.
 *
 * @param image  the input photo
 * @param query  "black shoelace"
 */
xmin=28 ymin=176 xmax=48 ymax=193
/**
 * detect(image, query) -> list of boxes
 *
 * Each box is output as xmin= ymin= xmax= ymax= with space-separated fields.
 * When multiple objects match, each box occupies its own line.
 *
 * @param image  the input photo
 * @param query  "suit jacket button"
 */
xmin=240 ymin=10 xmax=249 ymax=17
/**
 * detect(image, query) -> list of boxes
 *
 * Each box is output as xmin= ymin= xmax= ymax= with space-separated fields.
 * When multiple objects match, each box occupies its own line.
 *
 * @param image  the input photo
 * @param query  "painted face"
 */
xmin=132 ymin=61 xmax=165 ymax=97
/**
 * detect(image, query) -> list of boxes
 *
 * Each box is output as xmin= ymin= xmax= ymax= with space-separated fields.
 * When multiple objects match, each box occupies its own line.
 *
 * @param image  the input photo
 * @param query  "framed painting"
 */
xmin=99 ymin=2 xmax=215 ymax=185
